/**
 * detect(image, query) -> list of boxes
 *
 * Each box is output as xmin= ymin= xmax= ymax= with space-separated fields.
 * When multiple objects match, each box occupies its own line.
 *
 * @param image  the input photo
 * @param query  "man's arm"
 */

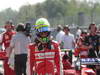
xmin=98 ymin=35 xmax=100 ymax=57
xmin=6 ymin=46 xmax=14 ymax=57
xmin=98 ymin=35 xmax=100 ymax=50
xmin=0 ymin=33 xmax=4 ymax=50
xmin=71 ymin=35 xmax=75 ymax=49
xmin=6 ymin=36 xmax=15 ymax=57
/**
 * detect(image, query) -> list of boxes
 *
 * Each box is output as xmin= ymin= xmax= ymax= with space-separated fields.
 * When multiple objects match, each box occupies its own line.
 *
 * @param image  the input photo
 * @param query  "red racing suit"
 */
xmin=81 ymin=67 xmax=96 ymax=75
xmin=1 ymin=31 xmax=16 ymax=49
xmin=29 ymin=40 xmax=63 ymax=75
xmin=74 ymin=37 xmax=89 ymax=58
xmin=0 ymin=30 xmax=15 ymax=75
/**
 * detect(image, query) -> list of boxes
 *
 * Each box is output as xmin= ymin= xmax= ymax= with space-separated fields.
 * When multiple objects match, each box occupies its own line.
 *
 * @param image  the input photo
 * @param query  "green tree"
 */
xmin=16 ymin=4 xmax=36 ymax=23
xmin=0 ymin=8 xmax=18 ymax=26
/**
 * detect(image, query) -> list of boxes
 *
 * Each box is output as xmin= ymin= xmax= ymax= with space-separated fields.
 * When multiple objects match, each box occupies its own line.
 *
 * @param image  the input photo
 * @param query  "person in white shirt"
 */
xmin=55 ymin=25 xmax=65 ymax=44
xmin=61 ymin=25 xmax=75 ymax=49
xmin=61 ymin=25 xmax=75 ymax=64
xmin=8 ymin=23 xmax=31 ymax=75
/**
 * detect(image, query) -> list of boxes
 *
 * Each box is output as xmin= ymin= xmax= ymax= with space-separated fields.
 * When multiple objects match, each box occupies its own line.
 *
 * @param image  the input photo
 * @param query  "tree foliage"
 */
xmin=0 ymin=0 xmax=100 ymax=26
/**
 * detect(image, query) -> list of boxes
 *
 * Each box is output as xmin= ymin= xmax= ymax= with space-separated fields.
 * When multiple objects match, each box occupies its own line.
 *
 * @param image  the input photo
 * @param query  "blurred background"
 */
xmin=0 ymin=0 xmax=100 ymax=28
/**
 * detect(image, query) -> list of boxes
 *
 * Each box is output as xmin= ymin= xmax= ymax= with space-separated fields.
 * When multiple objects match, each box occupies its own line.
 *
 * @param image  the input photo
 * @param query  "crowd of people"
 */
xmin=0 ymin=18 xmax=100 ymax=75
xmin=55 ymin=23 xmax=100 ymax=75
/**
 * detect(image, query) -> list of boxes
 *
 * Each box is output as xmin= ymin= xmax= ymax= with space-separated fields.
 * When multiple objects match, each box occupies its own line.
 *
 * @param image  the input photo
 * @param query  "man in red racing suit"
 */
xmin=0 ymin=20 xmax=15 ymax=75
xmin=29 ymin=40 xmax=63 ymax=75
xmin=1 ymin=30 xmax=15 ymax=49
xmin=1 ymin=20 xmax=15 ymax=49
xmin=29 ymin=18 xmax=63 ymax=75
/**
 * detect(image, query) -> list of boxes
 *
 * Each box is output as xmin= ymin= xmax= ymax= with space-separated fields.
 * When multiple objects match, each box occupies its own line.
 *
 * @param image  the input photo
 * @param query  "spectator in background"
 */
xmin=55 ymin=25 xmax=65 ymax=44
xmin=61 ymin=25 xmax=75 ymax=49
xmin=84 ymin=23 xmax=100 ymax=75
xmin=8 ymin=23 xmax=31 ymax=75
xmin=0 ymin=20 xmax=16 ymax=50
xmin=74 ymin=30 xmax=88 ymax=58
xmin=0 ymin=20 xmax=16 ymax=75
xmin=84 ymin=23 xmax=100 ymax=58
xmin=61 ymin=25 xmax=75 ymax=64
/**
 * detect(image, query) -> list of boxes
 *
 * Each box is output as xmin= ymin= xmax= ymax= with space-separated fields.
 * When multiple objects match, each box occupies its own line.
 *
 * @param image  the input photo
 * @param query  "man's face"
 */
xmin=39 ymin=32 xmax=49 ymax=38
xmin=5 ymin=24 xmax=12 ymax=31
xmin=63 ymin=28 xmax=69 ymax=34
xmin=39 ymin=31 xmax=50 ymax=43
xmin=81 ymin=33 xmax=87 ymax=38
xmin=90 ymin=25 xmax=96 ymax=33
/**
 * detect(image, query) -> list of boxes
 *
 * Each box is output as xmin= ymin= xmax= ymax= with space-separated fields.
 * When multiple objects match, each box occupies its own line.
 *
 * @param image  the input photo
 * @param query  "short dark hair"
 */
xmin=81 ymin=30 xmax=87 ymax=34
xmin=16 ymin=23 xmax=25 ymax=32
xmin=63 ymin=25 xmax=70 ymax=31
xmin=5 ymin=20 xmax=13 ymax=25
xmin=89 ymin=23 xmax=97 ymax=31
xmin=57 ymin=25 xmax=63 ymax=31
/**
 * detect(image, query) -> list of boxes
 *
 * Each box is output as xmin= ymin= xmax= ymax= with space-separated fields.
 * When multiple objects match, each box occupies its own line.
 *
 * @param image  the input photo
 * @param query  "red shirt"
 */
xmin=1 ymin=31 xmax=16 ymax=49
xmin=74 ymin=36 xmax=88 ymax=58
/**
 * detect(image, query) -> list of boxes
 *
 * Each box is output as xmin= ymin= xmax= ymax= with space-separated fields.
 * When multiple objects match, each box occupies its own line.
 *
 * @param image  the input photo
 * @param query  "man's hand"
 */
xmin=6 ymin=47 xmax=12 ymax=58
